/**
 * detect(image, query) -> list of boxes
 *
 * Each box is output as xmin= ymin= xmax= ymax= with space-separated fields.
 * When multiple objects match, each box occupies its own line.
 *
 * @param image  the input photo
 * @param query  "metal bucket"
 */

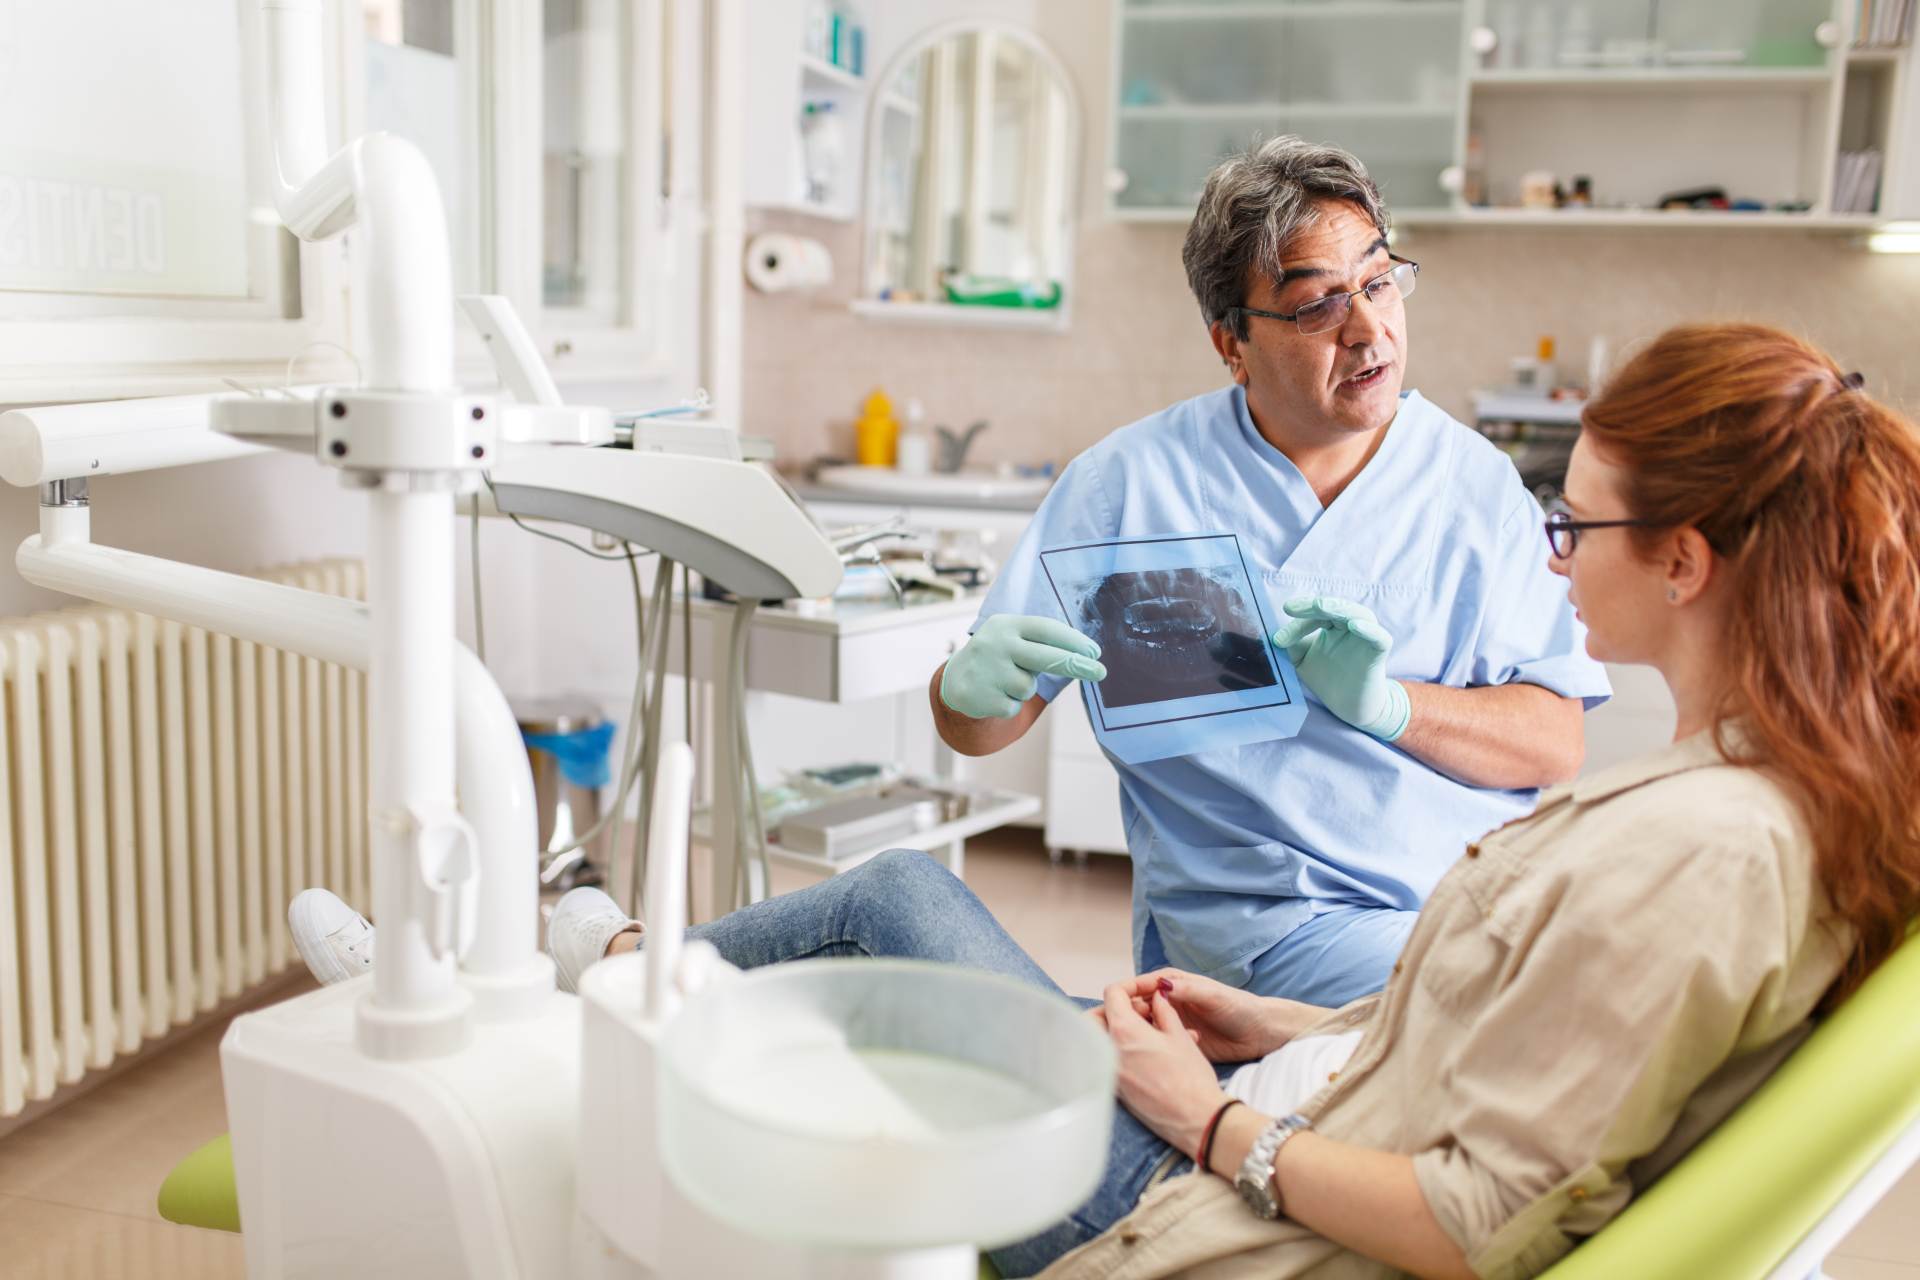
xmin=516 ymin=700 xmax=614 ymax=891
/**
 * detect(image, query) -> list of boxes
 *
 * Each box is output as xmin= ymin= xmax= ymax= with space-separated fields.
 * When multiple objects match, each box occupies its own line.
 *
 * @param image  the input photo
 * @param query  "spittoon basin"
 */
xmin=657 ymin=959 xmax=1117 ymax=1251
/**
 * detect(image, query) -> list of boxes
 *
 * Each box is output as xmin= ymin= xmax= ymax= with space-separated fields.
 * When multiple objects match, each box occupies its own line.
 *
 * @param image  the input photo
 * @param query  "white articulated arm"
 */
xmin=262 ymin=0 xmax=452 ymax=394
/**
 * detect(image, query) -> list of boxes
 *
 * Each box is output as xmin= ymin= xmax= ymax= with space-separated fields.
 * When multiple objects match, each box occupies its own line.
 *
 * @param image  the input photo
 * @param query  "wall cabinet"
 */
xmin=1110 ymin=0 xmax=1920 ymax=228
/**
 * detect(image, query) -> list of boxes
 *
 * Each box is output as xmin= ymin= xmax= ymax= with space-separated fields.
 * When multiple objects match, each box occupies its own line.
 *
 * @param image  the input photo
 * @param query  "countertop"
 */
xmin=791 ymin=481 xmax=1049 ymax=514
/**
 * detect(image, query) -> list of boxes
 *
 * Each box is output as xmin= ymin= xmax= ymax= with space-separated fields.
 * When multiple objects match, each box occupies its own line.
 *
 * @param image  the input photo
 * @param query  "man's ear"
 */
xmin=1209 ymin=320 xmax=1250 ymax=387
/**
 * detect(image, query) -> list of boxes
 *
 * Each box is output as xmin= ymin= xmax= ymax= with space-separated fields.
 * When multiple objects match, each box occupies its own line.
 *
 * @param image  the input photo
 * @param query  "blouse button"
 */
xmin=1119 ymin=1227 xmax=1142 ymax=1245
xmin=1327 ymin=1071 xmax=1340 ymax=1082
xmin=1392 ymin=961 xmax=1404 ymax=976
xmin=1465 ymin=842 xmax=1481 ymax=858
xmin=1569 ymin=1187 xmax=1590 ymax=1203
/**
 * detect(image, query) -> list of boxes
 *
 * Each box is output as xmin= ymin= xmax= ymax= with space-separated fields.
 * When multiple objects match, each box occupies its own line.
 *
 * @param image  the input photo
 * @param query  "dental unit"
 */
xmin=0 ymin=1 xmax=1113 ymax=1275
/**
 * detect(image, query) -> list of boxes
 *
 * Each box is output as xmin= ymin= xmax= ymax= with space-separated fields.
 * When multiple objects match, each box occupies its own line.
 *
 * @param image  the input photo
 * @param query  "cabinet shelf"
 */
xmin=1468 ymin=66 xmax=1834 ymax=92
xmin=1118 ymin=101 xmax=1456 ymax=120
xmin=695 ymin=788 xmax=1042 ymax=878
xmin=1122 ymin=1 xmax=1461 ymax=21
xmin=798 ymin=52 xmax=863 ymax=91
xmin=1449 ymin=208 xmax=1878 ymax=229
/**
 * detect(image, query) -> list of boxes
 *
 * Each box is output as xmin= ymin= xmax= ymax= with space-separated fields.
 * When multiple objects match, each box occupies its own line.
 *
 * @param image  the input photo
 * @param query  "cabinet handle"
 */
xmin=1439 ymin=165 xmax=1465 ymax=194
xmin=1814 ymin=20 xmax=1841 ymax=47
xmin=1105 ymin=167 xmax=1130 ymax=195
xmin=1469 ymin=25 xmax=1498 ymax=55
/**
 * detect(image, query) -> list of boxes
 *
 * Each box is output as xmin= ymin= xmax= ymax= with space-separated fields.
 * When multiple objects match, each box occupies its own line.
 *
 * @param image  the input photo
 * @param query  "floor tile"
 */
xmin=1826 ymin=1256 xmax=1920 ymax=1280
xmin=0 ymin=1192 xmax=245 ymax=1279
xmin=1838 ymin=1159 xmax=1920 ymax=1265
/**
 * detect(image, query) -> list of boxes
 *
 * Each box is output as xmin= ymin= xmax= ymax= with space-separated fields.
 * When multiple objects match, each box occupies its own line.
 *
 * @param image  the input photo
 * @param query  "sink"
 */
xmin=657 ymin=959 xmax=1115 ymax=1251
xmin=814 ymin=464 xmax=1052 ymax=504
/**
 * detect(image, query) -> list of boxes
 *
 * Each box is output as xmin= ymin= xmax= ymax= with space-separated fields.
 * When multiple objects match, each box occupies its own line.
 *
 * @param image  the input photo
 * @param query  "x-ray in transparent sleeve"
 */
xmin=1038 ymin=532 xmax=1307 ymax=764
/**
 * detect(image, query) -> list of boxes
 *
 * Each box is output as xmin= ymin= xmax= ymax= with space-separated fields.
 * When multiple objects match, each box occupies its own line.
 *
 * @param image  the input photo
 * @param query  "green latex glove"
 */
xmin=940 ymin=615 xmax=1106 ymax=720
xmin=1270 ymin=596 xmax=1411 ymax=742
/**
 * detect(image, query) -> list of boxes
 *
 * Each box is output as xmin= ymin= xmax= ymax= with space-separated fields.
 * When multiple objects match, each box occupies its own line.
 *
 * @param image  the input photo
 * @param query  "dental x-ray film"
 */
xmin=1038 ymin=532 xmax=1308 ymax=763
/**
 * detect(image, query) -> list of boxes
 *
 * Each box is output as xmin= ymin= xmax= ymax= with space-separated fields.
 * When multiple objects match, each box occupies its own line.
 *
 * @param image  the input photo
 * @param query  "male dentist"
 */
xmin=931 ymin=137 xmax=1609 ymax=1007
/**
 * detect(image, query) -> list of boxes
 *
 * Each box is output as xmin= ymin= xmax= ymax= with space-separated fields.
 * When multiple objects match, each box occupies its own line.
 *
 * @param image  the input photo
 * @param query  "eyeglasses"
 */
xmin=1542 ymin=500 xmax=1659 ymax=558
xmin=1229 ymin=256 xmax=1419 ymax=337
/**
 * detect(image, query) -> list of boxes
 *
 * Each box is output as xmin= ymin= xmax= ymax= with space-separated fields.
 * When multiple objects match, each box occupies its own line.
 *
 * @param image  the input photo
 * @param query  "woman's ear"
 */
xmin=1209 ymin=321 xmax=1250 ymax=387
xmin=1666 ymin=527 xmax=1716 ymax=605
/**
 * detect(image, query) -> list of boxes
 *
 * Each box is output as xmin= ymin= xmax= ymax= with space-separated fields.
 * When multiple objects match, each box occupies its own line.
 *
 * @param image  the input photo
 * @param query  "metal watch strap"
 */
xmin=1234 ymin=1113 xmax=1312 ymax=1220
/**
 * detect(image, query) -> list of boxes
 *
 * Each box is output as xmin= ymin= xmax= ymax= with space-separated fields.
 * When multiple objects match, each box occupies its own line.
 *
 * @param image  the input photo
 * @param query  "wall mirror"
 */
xmin=859 ymin=25 xmax=1077 ymax=330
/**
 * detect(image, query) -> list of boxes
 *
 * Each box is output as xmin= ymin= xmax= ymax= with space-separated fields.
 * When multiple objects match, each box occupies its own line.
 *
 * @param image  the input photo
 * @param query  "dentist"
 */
xmin=932 ymin=137 xmax=1609 ymax=1006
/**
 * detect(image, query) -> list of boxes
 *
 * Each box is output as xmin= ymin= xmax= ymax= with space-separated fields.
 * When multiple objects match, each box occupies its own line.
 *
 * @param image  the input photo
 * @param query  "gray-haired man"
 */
xmin=932 ymin=137 xmax=1609 ymax=1006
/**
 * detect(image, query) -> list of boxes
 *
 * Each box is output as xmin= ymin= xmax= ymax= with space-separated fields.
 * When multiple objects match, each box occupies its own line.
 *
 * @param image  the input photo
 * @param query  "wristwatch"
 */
xmin=1235 ymin=1113 xmax=1312 ymax=1220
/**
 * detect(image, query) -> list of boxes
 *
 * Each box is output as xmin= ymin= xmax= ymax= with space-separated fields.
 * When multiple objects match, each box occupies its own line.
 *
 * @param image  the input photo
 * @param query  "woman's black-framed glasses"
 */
xmin=1543 ymin=500 xmax=1658 ymax=558
xmin=1229 ymin=255 xmax=1419 ymax=337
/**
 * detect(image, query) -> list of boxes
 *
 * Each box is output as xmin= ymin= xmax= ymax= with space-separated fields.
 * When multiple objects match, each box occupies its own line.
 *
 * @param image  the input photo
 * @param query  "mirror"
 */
xmin=861 ymin=27 xmax=1077 ymax=325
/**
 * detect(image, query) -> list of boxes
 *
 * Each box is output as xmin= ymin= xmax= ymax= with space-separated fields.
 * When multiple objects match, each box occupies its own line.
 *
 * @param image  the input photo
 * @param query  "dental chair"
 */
xmin=159 ymin=927 xmax=1920 ymax=1279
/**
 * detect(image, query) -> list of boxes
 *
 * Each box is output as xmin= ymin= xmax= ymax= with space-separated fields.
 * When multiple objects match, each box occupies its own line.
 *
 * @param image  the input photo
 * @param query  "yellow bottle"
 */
xmin=854 ymin=388 xmax=898 ymax=467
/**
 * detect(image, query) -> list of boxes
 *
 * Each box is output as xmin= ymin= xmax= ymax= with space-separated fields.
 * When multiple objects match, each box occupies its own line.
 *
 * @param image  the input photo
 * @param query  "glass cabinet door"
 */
xmin=1111 ymin=1 xmax=1464 ymax=217
xmin=1477 ymin=0 xmax=1835 ymax=72
xmin=1659 ymin=0 xmax=1835 ymax=67
xmin=542 ymin=0 xmax=629 ymax=322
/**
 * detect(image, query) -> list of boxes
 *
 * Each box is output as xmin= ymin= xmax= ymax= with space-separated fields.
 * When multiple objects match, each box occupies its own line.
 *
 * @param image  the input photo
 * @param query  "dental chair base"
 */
xmin=222 ymin=979 xmax=581 ymax=1280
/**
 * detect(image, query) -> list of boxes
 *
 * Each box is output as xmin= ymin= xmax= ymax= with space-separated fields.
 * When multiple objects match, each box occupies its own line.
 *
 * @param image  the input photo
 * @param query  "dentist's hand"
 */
xmin=1272 ymin=596 xmax=1411 ymax=741
xmin=939 ymin=615 xmax=1106 ymax=721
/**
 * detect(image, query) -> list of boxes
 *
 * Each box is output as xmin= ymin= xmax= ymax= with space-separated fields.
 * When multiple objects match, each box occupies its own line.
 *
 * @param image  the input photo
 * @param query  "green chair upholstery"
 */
xmin=1536 ymin=928 xmax=1920 ymax=1278
xmin=157 ymin=1132 xmax=242 ymax=1233
xmin=161 ymin=935 xmax=1920 ymax=1278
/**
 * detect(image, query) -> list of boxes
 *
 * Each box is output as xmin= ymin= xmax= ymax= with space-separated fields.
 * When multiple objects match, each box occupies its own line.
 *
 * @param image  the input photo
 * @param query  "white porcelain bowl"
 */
xmin=658 ymin=959 xmax=1115 ymax=1251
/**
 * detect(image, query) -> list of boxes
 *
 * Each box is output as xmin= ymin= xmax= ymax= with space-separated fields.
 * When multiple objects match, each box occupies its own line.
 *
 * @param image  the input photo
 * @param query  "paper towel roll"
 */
xmin=744 ymin=233 xmax=833 ymax=293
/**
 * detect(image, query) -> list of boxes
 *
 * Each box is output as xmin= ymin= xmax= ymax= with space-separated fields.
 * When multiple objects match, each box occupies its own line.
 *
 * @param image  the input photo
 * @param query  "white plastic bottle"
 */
xmin=799 ymin=101 xmax=845 ymax=207
xmin=896 ymin=399 xmax=932 ymax=475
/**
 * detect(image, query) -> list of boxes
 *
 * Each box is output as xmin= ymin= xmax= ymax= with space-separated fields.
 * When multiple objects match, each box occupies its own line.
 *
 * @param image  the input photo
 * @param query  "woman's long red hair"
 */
xmin=1582 ymin=323 xmax=1920 ymax=1008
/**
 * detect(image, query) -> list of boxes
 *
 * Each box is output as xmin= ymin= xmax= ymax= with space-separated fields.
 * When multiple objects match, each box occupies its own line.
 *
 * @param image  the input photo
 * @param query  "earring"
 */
xmin=1667 ymin=588 xmax=1678 ymax=603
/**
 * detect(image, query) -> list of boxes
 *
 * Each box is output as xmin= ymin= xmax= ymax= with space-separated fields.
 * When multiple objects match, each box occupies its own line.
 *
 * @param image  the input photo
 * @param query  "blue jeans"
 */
xmin=1141 ymin=904 xmax=1417 ymax=1008
xmin=665 ymin=849 xmax=1201 ymax=1278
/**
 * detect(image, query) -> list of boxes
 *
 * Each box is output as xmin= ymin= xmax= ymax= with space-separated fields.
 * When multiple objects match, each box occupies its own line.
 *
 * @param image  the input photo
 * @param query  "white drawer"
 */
xmin=1045 ymin=755 xmax=1128 ymax=856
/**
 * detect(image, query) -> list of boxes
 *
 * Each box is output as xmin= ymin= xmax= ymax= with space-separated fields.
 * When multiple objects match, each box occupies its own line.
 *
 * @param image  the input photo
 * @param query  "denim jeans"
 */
xmin=661 ymin=848 xmax=1203 ymax=1278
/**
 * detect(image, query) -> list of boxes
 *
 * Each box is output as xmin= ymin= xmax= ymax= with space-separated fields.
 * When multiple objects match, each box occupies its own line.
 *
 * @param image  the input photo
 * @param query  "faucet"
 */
xmin=934 ymin=420 xmax=988 ymax=473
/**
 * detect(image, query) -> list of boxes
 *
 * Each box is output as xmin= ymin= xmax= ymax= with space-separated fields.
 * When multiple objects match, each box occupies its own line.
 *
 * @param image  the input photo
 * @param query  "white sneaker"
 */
xmin=289 ymin=888 xmax=375 ymax=986
xmin=546 ymin=886 xmax=641 ymax=994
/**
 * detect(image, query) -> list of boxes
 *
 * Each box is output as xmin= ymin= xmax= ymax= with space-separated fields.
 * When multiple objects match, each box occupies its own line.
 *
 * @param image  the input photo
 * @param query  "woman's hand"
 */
xmin=1120 ymin=969 xmax=1296 ymax=1063
xmin=1094 ymin=983 xmax=1229 ymax=1158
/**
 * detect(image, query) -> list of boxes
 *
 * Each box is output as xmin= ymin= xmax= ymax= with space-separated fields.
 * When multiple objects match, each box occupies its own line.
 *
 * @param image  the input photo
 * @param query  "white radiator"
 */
xmin=0 ymin=558 xmax=368 ymax=1119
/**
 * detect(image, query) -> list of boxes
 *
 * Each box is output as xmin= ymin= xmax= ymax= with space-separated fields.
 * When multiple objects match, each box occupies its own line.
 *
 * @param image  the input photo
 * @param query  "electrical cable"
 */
xmin=723 ymin=598 xmax=766 ymax=908
xmin=482 ymin=474 xmax=656 ymax=562
xmin=469 ymin=494 xmax=486 ymax=663
xmin=536 ymin=552 xmax=666 ymax=887
xmin=627 ymin=562 xmax=676 ymax=916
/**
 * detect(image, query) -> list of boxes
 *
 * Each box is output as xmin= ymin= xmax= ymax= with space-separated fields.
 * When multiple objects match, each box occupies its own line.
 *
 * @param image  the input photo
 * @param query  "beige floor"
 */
xmin=0 ymin=830 xmax=1914 ymax=1278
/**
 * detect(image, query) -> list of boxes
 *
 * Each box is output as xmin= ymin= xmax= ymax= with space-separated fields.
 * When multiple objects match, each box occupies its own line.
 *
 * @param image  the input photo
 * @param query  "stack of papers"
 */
xmin=1834 ymin=150 xmax=1884 ymax=215
xmin=1854 ymin=0 xmax=1915 ymax=46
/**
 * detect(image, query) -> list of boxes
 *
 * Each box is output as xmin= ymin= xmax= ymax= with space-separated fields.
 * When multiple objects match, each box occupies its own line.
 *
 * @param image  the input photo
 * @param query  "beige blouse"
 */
xmin=1037 ymin=730 xmax=1850 ymax=1280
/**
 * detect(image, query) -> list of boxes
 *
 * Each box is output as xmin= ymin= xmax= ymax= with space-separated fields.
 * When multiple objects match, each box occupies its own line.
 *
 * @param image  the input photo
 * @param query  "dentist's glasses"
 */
xmin=1229 ymin=256 xmax=1419 ymax=337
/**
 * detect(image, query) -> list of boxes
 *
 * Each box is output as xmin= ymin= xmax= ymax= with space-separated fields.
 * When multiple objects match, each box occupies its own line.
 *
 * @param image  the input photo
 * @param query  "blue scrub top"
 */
xmin=974 ymin=385 xmax=1611 ymax=984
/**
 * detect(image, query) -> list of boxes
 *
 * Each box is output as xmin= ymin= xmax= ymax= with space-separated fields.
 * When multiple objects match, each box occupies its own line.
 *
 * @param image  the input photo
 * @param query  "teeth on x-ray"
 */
xmin=1065 ymin=566 xmax=1277 ymax=710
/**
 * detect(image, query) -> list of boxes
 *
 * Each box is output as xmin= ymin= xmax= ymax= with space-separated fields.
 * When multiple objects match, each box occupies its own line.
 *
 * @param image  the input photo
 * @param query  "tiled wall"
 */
xmin=745 ymin=211 xmax=1920 ymax=476
xmin=742 ymin=0 xmax=1920 ymax=476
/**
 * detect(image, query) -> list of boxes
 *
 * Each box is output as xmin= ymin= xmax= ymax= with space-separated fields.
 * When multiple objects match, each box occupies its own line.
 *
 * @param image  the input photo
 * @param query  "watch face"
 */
xmin=1235 ymin=1169 xmax=1278 ymax=1219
